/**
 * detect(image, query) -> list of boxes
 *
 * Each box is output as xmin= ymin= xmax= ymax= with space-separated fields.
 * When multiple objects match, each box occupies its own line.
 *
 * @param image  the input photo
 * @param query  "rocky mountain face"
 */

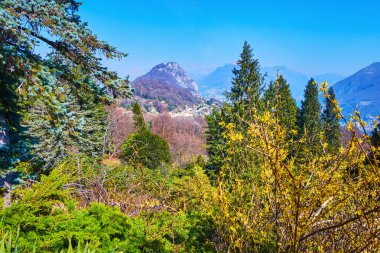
xmin=333 ymin=62 xmax=380 ymax=121
xmin=132 ymin=62 xmax=201 ymax=109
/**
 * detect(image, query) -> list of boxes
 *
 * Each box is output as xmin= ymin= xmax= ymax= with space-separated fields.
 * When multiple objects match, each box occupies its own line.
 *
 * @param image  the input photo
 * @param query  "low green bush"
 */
xmin=0 ymin=159 xmax=217 ymax=252
xmin=121 ymin=130 xmax=171 ymax=169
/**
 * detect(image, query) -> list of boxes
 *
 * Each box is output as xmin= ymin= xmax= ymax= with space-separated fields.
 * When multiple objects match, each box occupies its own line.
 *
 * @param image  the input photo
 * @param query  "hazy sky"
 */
xmin=80 ymin=0 xmax=380 ymax=80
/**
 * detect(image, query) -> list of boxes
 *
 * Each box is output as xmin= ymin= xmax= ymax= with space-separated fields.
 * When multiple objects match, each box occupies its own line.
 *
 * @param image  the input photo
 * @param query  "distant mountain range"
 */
xmin=333 ymin=62 xmax=380 ymax=121
xmin=131 ymin=61 xmax=380 ymax=121
xmin=196 ymin=64 xmax=235 ymax=101
xmin=195 ymin=64 xmax=344 ymax=102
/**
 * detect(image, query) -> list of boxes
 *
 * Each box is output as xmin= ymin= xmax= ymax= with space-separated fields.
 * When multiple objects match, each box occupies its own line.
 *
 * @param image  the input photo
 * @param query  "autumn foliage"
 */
xmin=107 ymin=106 xmax=207 ymax=166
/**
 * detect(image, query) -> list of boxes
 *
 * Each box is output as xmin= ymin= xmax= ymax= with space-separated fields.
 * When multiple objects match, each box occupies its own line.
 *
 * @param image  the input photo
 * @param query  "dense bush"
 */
xmin=0 ymin=168 xmax=143 ymax=252
xmin=121 ymin=130 xmax=171 ymax=169
xmin=0 ymin=158 xmax=217 ymax=252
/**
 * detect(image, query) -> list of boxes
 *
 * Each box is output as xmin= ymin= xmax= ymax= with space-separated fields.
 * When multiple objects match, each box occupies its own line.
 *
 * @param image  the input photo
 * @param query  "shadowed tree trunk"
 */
xmin=0 ymin=113 xmax=10 ymax=150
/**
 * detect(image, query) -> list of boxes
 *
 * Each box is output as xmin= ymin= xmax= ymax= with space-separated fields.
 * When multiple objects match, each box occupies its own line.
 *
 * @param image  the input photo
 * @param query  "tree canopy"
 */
xmin=0 ymin=0 xmax=130 ymax=97
xmin=263 ymin=74 xmax=298 ymax=139
xmin=297 ymin=78 xmax=323 ymax=154
xmin=322 ymin=86 xmax=342 ymax=152
xmin=0 ymin=0 xmax=132 ymax=171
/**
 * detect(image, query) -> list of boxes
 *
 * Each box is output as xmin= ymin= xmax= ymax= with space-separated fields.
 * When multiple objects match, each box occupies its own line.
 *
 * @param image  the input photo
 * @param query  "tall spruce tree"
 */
xmin=297 ymin=78 xmax=323 ymax=152
xmin=263 ymin=74 xmax=298 ymax=139
xmin=206 ymin=41 xmax=263 ymax=180
xmin=205 ymin=105 xmax=229 ymax=181
xmin=225 ymin=41 xmax=264 ymax=115
xmin=322 ymin=87 xmax=341 ymax=152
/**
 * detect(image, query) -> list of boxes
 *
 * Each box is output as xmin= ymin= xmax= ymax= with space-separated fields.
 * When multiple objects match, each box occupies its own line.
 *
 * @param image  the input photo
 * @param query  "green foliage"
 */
xmin=0 ymin=0 xmax=131 ymax=97
xmin=322 ymin=87 xmax=342 ymax=152
xmin=1 ymin=202 xmax=149 ymax=252
xmin=132 ymin=101 xmax=147 ymax=132
xmin=1 ymin=164 xmax=114 ymax=252
xmin=0 ymin=226 xmax=21 ymax=253
xmin=0 ymin=0 xmax=131 ymax=172
xmin=0 ymin=227 xmax=96 ymax=253
xmin=225 ymin=41 xmax=264 ymax=130
xmin=142 ymin=211 xmax=215 ymax=253
xmin=205 ymin=107 xmax=228 ymax=181
xmin=0 ymin=158 xmax=217 ymax=252
xmin=206 ymin=41 xmax=264 ymax=180
xmin=21 ymin=67 xmax=108 ymax=170
xmin=121 ymin=102 xmax=170 ymax=169
xmin=0 ymin=50 xmax=30 ymax=170
xmin=263 ymin=74 xmax=298 ymax=139
xmin=297 ymin=78 xmax=323 ymax=153
xmin=225 ymin=41 xmax=263 ymax=110
xmin=121 ymin=130 xmax=171 ymax=169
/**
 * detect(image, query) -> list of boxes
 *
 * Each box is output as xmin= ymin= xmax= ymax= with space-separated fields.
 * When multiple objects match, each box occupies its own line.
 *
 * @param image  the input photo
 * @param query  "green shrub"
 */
xmin=121 ymin=130 xmax=171 ymax=169
xmin=0 ymin=160 xmax=217 ymax=252
xmin=0 ymin=163 xmax=147 ymax=252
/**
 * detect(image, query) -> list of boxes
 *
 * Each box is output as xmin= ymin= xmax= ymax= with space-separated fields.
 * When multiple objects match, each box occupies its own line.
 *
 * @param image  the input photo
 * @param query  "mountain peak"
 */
xmin=136 ymin=62 xmax=198 ymax=94
xmin=153 ymin=62 xmax=181 ymax=71
xmin=131 ymin=62 xmax=201 ymax=109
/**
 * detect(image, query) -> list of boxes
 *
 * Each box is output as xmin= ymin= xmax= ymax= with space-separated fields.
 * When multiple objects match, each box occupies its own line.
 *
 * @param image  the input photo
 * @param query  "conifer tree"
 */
xmin=23 ymin=74 xmax=107 ymax=170
xmin=206 ymin=41 xmax=264 ymax=180
xmin=263 ymin=74 xmax=298 ymax=138
xmin=205 ymin=106 xmax=229 ymax=181
xmin=0 ymin=53 xmax=30 ymax=171
xmin=370 ymin=120 xmax=380 ymax=168
xmin=371 ymin=120 xmax=380 ymax=148
xmin=0 ymin=1 xmax=132 ymax=172
xmin=322 ymin=87 xmax=341 ymax=152
xmin=121 ymin=103 xmax=170 ymax=169
xmin=0 ymin=0 xmax=131 ymax=97
xmin=132 ymin=102 xmax=147 ymax=132
xmin=225 ymin=41 xmax=264 ymax=115
xmin=297 ymin=78 xmax=323 ymax=151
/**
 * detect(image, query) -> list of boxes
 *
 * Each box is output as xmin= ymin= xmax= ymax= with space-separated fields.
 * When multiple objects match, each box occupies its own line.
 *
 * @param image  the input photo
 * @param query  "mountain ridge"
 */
xmin=333 ymin=62 xmax=380 ymax=121
xmin=195 ymin=64 xmax=344 ymax=102
xmin=130 ymin=61 xmax=380 ymax=121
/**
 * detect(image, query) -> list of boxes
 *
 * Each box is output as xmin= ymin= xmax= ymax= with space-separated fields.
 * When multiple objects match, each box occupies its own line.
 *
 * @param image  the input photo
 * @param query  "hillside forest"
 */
xmin=1 ymin=1 xmax=380 ymax=252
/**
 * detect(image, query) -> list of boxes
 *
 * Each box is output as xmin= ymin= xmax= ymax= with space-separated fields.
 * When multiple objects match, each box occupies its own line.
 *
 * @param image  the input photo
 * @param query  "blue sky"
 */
xmin=80 ymin=0 xmax=380 ymax=80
